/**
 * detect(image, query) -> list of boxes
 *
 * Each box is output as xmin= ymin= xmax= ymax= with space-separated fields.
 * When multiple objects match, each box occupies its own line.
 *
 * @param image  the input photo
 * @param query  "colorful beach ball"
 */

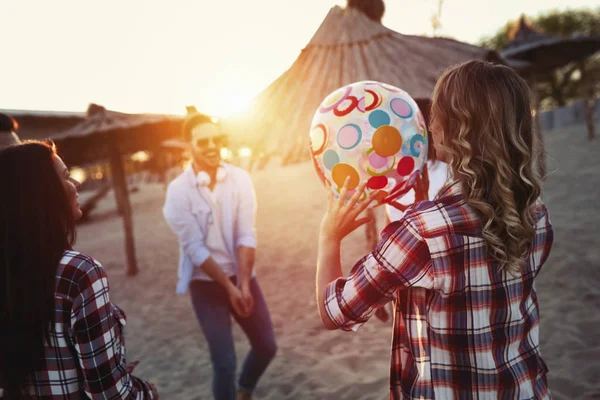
xmin=309 ymin=81 xmax=428 ymax=206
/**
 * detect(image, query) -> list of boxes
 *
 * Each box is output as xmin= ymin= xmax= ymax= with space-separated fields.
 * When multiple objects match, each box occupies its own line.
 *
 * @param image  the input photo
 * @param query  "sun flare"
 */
xmin=183 ymin=78 xmax=256 ymax=118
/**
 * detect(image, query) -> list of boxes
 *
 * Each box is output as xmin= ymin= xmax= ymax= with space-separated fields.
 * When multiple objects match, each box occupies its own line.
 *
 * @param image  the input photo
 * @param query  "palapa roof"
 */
xmin=1 ymin=108 xmax=86 ymax=140
xmin=231 ymin=5 xmax=508 ymax=159
xmin=51 ymin=104 xmax=185 ymax=166
xmin=2 ymin=105 xmax=215 ymax=166
xmin=52 ymin=104 xmax=181 ymax=140
xmin=501 ymin=15 xmax=600 ymax=71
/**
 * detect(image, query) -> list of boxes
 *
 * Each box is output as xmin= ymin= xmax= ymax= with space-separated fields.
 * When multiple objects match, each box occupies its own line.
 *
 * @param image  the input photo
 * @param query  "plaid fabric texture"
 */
xmin=25 ymin=251 xmax=154 ymax=399
xmin=325 ymin=183 xmax=554 ymax=399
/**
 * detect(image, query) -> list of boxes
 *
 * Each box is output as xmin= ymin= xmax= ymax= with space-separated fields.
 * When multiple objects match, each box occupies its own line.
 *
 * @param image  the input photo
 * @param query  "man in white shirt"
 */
xmin=163 ymin=114 xmax=276 ymax=400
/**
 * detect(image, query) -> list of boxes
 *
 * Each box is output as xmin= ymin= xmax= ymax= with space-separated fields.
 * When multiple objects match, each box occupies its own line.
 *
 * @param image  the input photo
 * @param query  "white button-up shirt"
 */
xmin=163 ymin=163 xmax=257 ymax=294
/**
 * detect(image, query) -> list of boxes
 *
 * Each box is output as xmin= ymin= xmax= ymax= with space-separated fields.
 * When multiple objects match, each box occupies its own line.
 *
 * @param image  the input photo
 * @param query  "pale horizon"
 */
xmin=1 ymin=0 xmax=596 ymax=117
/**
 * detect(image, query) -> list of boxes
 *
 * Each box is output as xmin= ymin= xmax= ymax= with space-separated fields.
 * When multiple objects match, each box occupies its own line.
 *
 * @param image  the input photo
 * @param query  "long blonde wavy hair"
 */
xmin=430 ymin=60 xmax=542 ymax=274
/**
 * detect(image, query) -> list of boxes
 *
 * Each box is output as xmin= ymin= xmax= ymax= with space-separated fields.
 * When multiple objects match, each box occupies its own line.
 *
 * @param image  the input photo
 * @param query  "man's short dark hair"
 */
xmin=182 ymin=113 xmax=214 ymax=142
xmin=0 ymin=113 xmax=18 ymax=133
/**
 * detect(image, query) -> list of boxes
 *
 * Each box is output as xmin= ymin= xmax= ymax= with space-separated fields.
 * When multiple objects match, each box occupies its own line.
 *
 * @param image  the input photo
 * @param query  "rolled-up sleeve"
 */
xmin=324 ymin=217 xmax=433 ymax=331
xmin=235 ymin=171 xmax=257 ymax=249
xmin=163 ymin=183 xmax=211 ymax=267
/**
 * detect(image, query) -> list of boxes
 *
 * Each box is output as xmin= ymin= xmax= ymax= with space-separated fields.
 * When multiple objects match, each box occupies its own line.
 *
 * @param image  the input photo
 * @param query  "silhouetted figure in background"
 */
xmin=0 ymin=113 xmax=21 ymax=148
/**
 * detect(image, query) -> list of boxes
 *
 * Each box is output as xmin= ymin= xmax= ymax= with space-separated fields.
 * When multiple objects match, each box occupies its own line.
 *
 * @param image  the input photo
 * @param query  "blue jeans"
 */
xmin=189 ymin=277 xmax=277 ymax=400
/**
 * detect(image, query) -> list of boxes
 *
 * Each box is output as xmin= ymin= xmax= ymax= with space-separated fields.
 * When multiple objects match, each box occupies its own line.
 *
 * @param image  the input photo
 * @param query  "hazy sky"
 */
xmin=1 ymin=0 xmax=596 ymax=117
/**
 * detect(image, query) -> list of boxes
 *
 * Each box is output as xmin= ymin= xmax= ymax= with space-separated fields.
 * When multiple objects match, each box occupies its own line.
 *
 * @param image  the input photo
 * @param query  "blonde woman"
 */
xmin=316 ymin=60 xmax=553 ymax=399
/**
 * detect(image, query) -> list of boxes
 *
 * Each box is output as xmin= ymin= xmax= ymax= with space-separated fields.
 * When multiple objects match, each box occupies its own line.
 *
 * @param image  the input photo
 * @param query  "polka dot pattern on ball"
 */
xmin=337 ymin=124 xmax=362 ymax=150
xmin=332 ymin=163 xmax=360 ymax=190
xmin=368 ymin=110 xmax=391 ymax=129
xmin=372 ymin=126 xmax=402 ymax=157
xmin=390 ymin=98 xmax=413 ymax=118
xmin=322 ymin=149 xmax=340 ymax=170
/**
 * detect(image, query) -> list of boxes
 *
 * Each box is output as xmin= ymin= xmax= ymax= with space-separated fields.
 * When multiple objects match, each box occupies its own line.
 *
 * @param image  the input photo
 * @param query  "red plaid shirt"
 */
xmin=325 ymin=183 xmax=553 ymax=399
xmin=23 ymin=251 xmax=154 ymax=399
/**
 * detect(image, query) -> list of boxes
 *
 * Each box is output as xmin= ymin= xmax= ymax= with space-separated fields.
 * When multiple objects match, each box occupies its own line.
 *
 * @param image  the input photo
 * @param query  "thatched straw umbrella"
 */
xmin=501 ymin=15 xmax=600 ymax=144
xmin=229 ymin=1 xmax=515 ymax=165
xmin=502 ymin=15 xmax=600 ymax=71
xmin=52 ymin=104 xmax=183 ymax=275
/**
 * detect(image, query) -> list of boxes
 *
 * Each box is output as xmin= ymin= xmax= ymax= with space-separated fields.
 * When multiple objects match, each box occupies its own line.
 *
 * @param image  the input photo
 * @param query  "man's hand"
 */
xmin=239 ymin=282 xmax=254 ymax=317
xmin=236 ymin=246 xmax=256 ymax=318
xmin=227 ymin=284 xmax=251 ymax=318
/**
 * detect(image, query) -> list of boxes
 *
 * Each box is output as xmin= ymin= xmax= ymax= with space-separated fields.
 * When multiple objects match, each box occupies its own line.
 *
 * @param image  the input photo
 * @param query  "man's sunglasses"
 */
xmin=195 ymin=135 xmax=228 ymax=149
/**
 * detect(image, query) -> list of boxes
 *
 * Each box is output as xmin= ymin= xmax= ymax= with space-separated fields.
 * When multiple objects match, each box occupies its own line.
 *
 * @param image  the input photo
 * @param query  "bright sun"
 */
xmin=223 ymin=93 xmax=253 ymax=117
xmin=193 ymin=90 xmax=254 ymax=118
xmin=182 ymin=77 xmax=256 ymax=118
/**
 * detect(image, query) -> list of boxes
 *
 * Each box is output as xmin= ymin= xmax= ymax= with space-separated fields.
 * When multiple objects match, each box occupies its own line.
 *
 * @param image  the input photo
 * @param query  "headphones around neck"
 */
xmin=196 ymin=167 xmax=227 ymax=187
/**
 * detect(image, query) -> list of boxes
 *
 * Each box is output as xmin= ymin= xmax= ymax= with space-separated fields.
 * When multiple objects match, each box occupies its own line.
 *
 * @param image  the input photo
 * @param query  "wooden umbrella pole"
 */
xmin=109 ymin=141 xmax=124 ymax=215
xmin=108 ymin=139 xmax=139 ymax=276
xmin=112 ymin=173 xmax=125 ymax=215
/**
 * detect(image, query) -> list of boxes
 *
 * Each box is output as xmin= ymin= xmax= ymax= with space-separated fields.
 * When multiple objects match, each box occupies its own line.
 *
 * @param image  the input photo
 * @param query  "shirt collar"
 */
xmin=435 ymin=180 xmax=461 ymax=200
xmin=183 ymin=165 xmax=197 ymax=187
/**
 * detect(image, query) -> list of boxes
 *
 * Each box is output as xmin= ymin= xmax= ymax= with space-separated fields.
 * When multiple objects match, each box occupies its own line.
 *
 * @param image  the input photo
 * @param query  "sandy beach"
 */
xmin=73 ymin=124 xmax=600 ymax=400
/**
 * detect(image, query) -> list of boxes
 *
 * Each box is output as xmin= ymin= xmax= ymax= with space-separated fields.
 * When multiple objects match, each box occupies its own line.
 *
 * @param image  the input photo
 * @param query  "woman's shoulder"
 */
xmin=60 ymin=250 xmax=101 ymax=269
xmin=58 ymin=250 xmax=106 ymax=285
xmin=404 ymin=194 xmax=479 ymax=239
xmin=402 ymin=200 xmax=449 ymax=237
